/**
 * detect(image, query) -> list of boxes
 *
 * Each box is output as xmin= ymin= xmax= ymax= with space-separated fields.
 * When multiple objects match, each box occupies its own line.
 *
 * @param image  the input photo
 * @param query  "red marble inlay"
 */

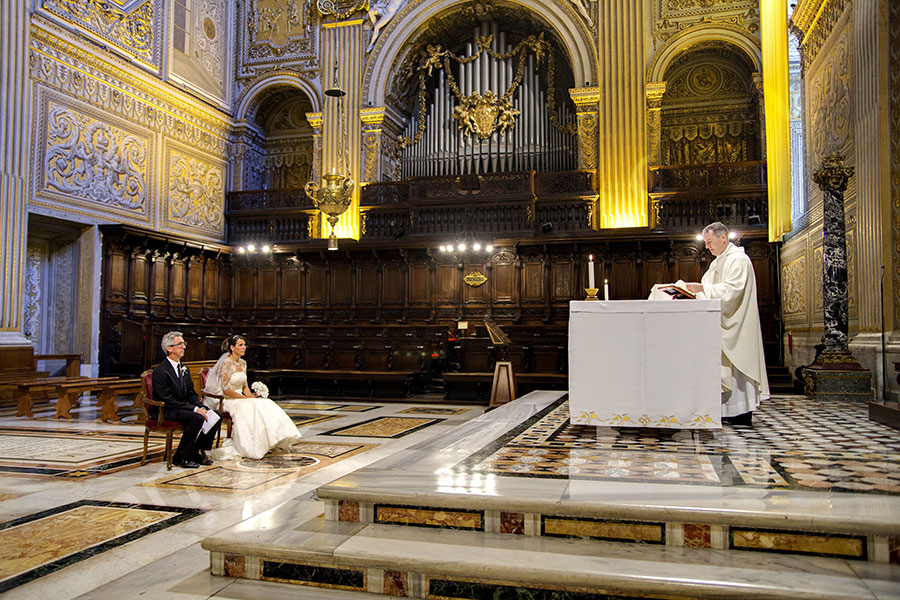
xmin=384 ymin=569 xmax=408 ymax=595
xmin=499 ymin=511 xmax=525 ymax=534
xmin=683 ymin=523 xmax=712 ymax=548
xmin=224 ymin=553 xmax=245 ymax=578
xmin=889 ymin=536 xmax=900 ymax=565
xmin=339 ymin=500 xmax=360 ymax=522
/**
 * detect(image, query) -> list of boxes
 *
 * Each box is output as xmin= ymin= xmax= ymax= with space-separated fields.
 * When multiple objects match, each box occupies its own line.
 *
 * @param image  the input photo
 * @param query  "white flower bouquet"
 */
xmin=251 ymin=381 xmax=269 ymax=399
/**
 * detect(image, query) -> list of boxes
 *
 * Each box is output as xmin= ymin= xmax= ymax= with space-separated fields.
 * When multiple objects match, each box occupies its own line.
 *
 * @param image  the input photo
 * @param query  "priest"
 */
xmin=684 ymin=222 xmax=769 ymax=425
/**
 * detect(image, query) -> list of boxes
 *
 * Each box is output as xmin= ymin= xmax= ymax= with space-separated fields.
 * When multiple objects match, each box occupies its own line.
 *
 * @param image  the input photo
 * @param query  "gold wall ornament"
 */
xmin=453 ymin=91 xmax=520 ymax=139
xmin=464 ymin=272 xmax=488 ymax=287
xmin=40 ymin=0 xmax=160 ymax=68
xmin=316 ymin=0 xmax=368 ymax=19
xmin=305 ymin=172 xmax=355 ymax=249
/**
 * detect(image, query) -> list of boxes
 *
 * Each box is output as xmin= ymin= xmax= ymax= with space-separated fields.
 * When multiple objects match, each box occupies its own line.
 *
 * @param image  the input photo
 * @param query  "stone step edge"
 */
xmin=316 ymin=487 xmax=900 ymax=539
xmin=203 ymin=522 xmax=886 ymax=600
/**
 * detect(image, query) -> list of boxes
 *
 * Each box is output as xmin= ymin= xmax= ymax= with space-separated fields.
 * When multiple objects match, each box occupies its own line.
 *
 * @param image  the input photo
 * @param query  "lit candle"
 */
xmin=588 ymin=255 xmax=595 ymax=289
xmin=332 ymin=167 xmax=336 ymax=175
xmin=604 ymin=279 xmax=609 ymax=301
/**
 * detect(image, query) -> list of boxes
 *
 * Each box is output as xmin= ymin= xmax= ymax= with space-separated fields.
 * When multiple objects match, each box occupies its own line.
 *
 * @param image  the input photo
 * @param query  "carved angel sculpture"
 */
xmin=366 ymin=0 xmax=406 ymax=53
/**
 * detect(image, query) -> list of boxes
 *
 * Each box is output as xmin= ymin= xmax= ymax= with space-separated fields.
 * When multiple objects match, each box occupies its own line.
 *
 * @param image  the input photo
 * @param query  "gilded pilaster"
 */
xmin=594 ymin=0 xmax=648 ymax=228
xmin=570 ymin=87 xmax=600 ymax=172
xmin=645 ymin=82 xmax=667 ymax=166
xmin=851 ymin=0 xmax=891 ymax=334
xmin=306 ymin=112 xmax=323 ymax=184
xmin=0 ymin=0 xmax=31 ymax=344
xmin=360 ymin=107 xmax=385 ymax=183
xmin=320 ymin=17 xmax=364 ymax=240
xmin=752 ymin=72 xmax=766 ymax=160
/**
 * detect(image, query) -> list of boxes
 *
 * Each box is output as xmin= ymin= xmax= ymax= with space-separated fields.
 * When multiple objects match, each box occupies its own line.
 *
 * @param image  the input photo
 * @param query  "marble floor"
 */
xmin=0 ymin=394 xmax=483 ymax=599
xmin=2 ymin=392 xmax=900 ymax=599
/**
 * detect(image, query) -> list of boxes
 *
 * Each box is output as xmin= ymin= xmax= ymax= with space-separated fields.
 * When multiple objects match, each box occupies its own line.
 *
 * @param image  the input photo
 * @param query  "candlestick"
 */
xmin=588 ymin=255 xmax=595 ymax=289
xmin=604 ymin=279 xmax=609 ymax=301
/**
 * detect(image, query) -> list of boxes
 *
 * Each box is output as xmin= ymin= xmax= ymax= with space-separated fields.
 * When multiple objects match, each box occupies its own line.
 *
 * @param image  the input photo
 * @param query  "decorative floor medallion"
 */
xmin=143 ymin=441 xmax=375 ymax=492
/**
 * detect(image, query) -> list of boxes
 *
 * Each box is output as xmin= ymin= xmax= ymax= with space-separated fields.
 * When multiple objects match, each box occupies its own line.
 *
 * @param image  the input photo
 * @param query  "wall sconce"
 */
xmin=236 ymin=243 xmax=273 ymax=254
xmin=438 ymin=231 xmax=494 ymax=254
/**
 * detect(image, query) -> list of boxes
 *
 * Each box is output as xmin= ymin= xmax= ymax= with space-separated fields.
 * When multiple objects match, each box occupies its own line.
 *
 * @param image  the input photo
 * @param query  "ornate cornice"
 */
xmin=790 ymin=0 xmax=849 ymax=70
xmin=569 ymin=86 xmax=602 ymax=107
xmin=360 ymin=106 xmax=386 ymax=125
xmin=31 ymin=22 xmax=232 ymax=142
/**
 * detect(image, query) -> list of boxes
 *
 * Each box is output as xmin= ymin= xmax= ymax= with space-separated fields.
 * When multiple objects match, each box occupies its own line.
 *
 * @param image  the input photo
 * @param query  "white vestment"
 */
xmin=694 ymin=242 xmax=769 ymax=416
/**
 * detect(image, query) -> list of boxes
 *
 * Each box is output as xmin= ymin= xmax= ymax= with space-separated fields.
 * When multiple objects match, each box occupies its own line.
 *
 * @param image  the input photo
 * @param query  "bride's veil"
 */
xmin=203 ymin=352 xmax=230 ymax=405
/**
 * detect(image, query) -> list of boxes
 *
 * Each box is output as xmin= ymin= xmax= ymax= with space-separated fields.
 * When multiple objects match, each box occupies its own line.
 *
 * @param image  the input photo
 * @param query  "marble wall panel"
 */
xmin=33 ymin=92 xmax=153 ymax=226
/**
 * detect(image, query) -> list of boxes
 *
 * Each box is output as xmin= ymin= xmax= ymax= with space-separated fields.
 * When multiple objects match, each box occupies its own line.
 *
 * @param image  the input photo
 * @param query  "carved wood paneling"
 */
xmin=98 ymin=226 xmax=781 ymax=375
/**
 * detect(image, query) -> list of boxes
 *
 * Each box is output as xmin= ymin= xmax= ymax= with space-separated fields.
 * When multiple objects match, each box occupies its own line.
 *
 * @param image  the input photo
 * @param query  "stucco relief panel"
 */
xmin=30 ymin=26 xmax=230 ymax=156
xmin=24 ymin=244 xmax=44 ymax=346
xmin=806 ymin=23 xmax=851 ymax=173
xmin=813 ymin=245 xmax=824 ymax=315
xmin=34 ymin=93 xmax=153 ymax=224
xmin=38 ymin=0 xmax=163 ymax=71
xmin=163 ymin=141 xmax=226 ymax=240
xmin=653 ymin=0 xmax=759 ymax=47
xmin=169 ymin=0 xmax=230 ymax=106
xmin=782 ymin=255 xmax=806 ymax=318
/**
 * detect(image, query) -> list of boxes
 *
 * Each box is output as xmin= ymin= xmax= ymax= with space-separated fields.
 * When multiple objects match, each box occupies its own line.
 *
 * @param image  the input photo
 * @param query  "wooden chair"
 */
xmin=199 ymin=367 xmax=231 ymax=448
xmin=140 ymin=369 xmax=183 ymax=470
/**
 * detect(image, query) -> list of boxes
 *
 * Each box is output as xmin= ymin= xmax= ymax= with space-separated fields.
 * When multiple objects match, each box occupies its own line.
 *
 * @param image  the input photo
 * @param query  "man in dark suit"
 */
xmin=152 ymin=331 xmax=221 ymax=468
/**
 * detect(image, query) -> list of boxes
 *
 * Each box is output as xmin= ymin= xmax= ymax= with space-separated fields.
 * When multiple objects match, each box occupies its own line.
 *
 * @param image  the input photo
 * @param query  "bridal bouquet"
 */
xmin=251 ymin=381 xmax=270 ymax=399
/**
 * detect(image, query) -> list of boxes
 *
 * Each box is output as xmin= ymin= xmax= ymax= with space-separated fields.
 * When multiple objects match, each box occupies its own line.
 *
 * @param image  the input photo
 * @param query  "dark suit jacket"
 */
xmin=151 ymin=360 xmax=207 ymax=420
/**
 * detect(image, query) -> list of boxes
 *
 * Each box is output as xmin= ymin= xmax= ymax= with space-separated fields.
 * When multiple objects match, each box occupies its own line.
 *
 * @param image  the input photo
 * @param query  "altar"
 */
xmin=568 ymin=299 xmax=722 ymax=429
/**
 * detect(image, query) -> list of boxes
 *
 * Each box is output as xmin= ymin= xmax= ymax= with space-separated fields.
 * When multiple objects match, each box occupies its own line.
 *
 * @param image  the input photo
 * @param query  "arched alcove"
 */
xmin=659 ymin=42 xmax=761 ymax=166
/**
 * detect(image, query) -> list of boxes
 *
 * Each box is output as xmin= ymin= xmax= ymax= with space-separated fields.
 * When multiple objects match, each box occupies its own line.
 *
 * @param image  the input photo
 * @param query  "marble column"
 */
xmin=0 ymin=0 xmax=33 ymax=356
xmin=802 ymin=154 xmax=872 ymax=400
xmin=816 ymin=154 xmax=854 ymax=355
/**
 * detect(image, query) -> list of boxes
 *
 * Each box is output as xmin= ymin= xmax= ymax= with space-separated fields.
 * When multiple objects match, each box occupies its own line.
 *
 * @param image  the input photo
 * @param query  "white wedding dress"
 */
xmin=218 ymin=364 xmax=300 ymax=460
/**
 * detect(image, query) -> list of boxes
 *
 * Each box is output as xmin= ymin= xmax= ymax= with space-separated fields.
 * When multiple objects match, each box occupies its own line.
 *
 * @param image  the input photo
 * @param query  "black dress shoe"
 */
xmin=723 ymin=412 xmax=753 ymax=426
xmin=198 ymin=457 xmax=213 ymax=466
xmin=173 ymin=457 xmax=200 ymax=468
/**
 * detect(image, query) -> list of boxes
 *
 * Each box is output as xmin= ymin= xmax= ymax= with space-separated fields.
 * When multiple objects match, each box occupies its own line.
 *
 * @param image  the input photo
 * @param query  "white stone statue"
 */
xmin=570 ymin=0 xmax=593 ymax=26
xmin=366 ymin=0 xmax=406 ymax=53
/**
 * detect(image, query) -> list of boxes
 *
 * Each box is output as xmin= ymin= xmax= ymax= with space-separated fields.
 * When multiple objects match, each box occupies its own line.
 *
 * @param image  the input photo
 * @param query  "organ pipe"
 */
xmin=400 ymin=22 xmax=577 ymax=178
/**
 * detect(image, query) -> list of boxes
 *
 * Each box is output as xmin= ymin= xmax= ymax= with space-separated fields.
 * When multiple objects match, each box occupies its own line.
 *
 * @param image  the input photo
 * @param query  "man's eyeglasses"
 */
xmin=169 ymin=342 xmax=187 ymax=348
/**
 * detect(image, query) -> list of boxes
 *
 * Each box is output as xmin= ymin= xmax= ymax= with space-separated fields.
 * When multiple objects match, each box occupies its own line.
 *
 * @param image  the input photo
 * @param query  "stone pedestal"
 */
xmin=801 ymin=155 xmax=872 ymax=401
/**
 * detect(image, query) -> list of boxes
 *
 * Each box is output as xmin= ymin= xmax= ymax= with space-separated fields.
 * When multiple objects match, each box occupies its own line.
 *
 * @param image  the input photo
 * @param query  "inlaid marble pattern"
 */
xmin=730 ymin=528 xmax=866 ymax=559
xmin=289 ymin=413 xmax=342 ymax=427
xmin=398 ymin=407 xmax=470 ymax=416
xmin=0 ymin=430 xmax=165 ymax=478
xmin=543 ymin=516 xmax=665 ymax=544
xmin=375 ymin=505 xmax=484 ymax=530
xmin=323 ymin=417 xmax=444 ymax=439
xmin=280 ymin=402 xmax=381 ymax=412
xmin=466 ymin=397 xmax=900 ymax=494
xmin=0 ymin=500 xmax=202 ymax=593
xmin=142 ymin=441 xmax=374 ymax=492
xmin=261 ymin=560 xmax=366 ymax=590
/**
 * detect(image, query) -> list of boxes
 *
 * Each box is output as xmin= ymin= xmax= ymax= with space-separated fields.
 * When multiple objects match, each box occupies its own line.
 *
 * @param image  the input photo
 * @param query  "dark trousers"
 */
xmin=167 ymin=408 xmax=221 ymax=460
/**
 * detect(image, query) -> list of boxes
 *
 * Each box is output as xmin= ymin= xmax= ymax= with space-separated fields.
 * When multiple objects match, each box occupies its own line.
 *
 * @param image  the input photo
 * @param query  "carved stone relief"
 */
xmin=169 ymin=0 xmax=230 ymax=105
xmin=165 ymin=145 xmax=225 ymax=237
xmin=806 ymin=27 xmax=851 ymax=171
xmin=39 ymin=0 xmax=163 ymax=70
xmin=782 ymin=255 xmax=805 ymax=316
xmin=31 ymin=26 xmax=230 ymax=155
xmin=237 ymin=0 xmax=319 ymax=88
xmin=653 ymin=0 xmax=758 ymax=47
xmin=52 ymin=243 xmax=76 ymax=354
xmin=38 ymin=100 xmax=150 ymax=218
xmin=24 ymin=243 xmax=44 ymax=346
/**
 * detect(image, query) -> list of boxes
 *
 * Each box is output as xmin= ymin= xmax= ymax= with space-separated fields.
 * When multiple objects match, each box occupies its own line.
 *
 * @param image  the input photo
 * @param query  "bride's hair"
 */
xmin=221 ymin=334 xmax=247 ymax=354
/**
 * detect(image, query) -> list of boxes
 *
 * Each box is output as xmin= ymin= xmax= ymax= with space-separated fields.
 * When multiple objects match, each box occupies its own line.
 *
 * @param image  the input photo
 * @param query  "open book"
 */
xmin=655 ymin=284 xmax=696 ymax=300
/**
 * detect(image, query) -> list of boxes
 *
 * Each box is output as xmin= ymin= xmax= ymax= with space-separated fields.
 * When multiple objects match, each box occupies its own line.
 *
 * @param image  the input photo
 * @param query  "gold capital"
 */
xmin=813 ymin=153 xmax=854 ymax=193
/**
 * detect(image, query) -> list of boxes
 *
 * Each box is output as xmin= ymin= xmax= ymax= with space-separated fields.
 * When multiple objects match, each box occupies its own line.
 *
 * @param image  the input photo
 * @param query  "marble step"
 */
xmin=202 ymin=499 xmax=900 ymax=600
xmin=316 ymin=477 xmax=900 ymax=564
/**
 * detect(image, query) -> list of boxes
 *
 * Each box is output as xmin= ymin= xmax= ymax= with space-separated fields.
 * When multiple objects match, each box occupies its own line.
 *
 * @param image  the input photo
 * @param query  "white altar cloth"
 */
xmin=568 ymin=300 xmax=722 ymax=429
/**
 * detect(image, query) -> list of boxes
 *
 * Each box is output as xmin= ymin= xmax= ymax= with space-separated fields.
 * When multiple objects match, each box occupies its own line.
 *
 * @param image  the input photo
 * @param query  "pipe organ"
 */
xmin=401 ymin=21 xmax=577 ymax=178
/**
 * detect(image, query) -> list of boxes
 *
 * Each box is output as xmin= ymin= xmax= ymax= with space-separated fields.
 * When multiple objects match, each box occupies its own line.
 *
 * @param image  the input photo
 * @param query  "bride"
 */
xmin=203 ymin=335 xmax=300 ymax=459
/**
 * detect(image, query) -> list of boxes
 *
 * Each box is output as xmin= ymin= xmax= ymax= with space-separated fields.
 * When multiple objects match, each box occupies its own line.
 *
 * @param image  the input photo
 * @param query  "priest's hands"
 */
xmin=684 ymin=282 xmax=703 ymax=294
